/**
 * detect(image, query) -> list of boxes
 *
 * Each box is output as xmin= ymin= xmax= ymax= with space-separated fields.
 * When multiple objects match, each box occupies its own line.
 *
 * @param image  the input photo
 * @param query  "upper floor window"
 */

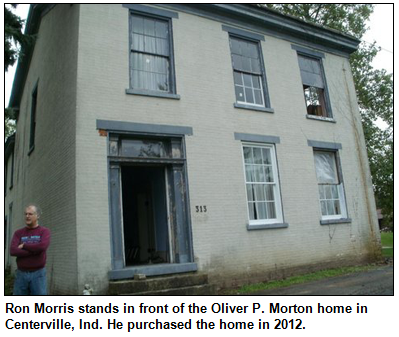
xmin=297 ymin=54 xmax=331 ymax=118
xmin=223 ymin=26 xmax=272 ymax=112
xmin=125 ymin=6 xmax=179 ymax=100
xmin=29 ymin=84 xmax=38 ymax=154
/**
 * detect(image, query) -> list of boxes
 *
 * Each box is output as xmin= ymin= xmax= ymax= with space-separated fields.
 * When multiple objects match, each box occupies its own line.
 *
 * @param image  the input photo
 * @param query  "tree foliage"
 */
xmin=5 ymin=4 xmax=34 ymax=140
xmin=264 ymin=4 xmax=393 ymax=228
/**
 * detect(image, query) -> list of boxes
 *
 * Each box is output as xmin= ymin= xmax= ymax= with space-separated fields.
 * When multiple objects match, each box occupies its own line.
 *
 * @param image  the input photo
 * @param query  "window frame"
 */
xmin=292 ymin=45 xmax=333 ymax=120
xmin=223 ymin=25 xmax=273 ymax=113
xmin=241 ymin=142 xmax=284 ymax=227
xmin=28 ymin=82 xmax=38 ymax=155
xmin=125 ymin=5 xmax=179 ymax=99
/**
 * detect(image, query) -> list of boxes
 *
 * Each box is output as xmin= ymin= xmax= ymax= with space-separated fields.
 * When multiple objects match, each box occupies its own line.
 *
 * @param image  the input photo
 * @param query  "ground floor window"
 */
xmin=313 ymin=150 xmax=347 ymax=220
xmin=242 ymin=143 xmax=283 ymax=225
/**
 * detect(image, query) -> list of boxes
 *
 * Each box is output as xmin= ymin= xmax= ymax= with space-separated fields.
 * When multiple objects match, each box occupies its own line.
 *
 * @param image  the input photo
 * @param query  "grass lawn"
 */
xmin=223 ymin=265 xmax=377 ymax=295
xmin=381 ymin=232 xmax=393 ymax=258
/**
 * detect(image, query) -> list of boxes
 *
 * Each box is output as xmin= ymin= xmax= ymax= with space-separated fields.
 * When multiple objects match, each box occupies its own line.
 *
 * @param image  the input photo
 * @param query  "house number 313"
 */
xmin=195 ymin=206 xmax=207 ymax=213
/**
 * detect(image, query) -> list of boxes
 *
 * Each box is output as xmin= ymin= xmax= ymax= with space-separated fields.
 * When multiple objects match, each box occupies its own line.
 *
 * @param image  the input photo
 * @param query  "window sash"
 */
xmin=242 ymin=144 xmax=283 ymax=224
xmin=228 ymin=36 xmax=269 ymax=108
xmin=129 ymin=13 xmax=172 ymax=92
xmin=314 ymin=150 xmax=347 ymax=220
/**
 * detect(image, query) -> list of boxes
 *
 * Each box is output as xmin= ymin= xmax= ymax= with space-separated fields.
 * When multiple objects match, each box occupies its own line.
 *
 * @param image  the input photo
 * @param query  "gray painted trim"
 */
xmin=235 ymin=132 xmax=280 ymax=144
xmin=97 ymin=119 xmax=193 ymax=136
xmin=307 ymin=140 xmax=342 ymax=150
xmin=291 ymin=44 xmax=325 ymax=58
xmin=109 ymin=263 xmax=197 ymax=280
xmin=125 ymin=88 xmax=180 ymax=100
xmin=320 ymin=218 xmax=352 ymax=225
xmin=306 ymin=115 xmax=336 ymax=123
xmin=234 ymin=103 xmax=274 ymax=113
xmin=222 ymin=24 xmax=265 ymax=41
xmin=247 ymin=223 xmax=289 ymax=230
xmin=122 ymin=4 xmax=179 ymax=19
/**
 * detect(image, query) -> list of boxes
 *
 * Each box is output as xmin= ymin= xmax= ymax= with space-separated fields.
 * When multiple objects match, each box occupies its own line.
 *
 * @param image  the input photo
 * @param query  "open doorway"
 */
xmin=121 ymin=166 xmax=170 ymax=266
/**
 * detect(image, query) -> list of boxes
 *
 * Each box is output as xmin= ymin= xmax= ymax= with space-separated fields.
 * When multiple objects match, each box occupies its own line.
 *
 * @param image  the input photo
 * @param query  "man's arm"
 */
xmin=23 ymin=228 xmax=50 ymax=253
xmin=10 ymin=232 xmax=35 ymax=257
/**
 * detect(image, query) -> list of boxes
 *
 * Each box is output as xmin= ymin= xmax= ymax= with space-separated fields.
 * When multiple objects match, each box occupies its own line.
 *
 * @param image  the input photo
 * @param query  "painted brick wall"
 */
xmin=9 ymin=4 xmax=80 ymax=294
xmin=72 ymin=4 xmax=380 ymax=292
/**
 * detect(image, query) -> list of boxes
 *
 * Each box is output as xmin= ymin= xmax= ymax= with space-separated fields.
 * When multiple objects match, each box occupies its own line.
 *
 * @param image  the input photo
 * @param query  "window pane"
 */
xmin=121 ymin=139 xmax=169 ymax=158
xmin=327 ymin=200 xmax=334 ymax=215
xmin=253 ymin=148 xmax=262 ymax=164
xmin=255 ymin=184 xmax=266 ymax=201
xmin=267 ymin=202 xmax=276 ymax=219
xmin=250 ymin=58 xmax=261 ymax=74
xmin=156 ymin=38 xmax=169 ymax=56
xmin=254 ymin=90 xmax=263 ymax=105
xmin=132 ymin=16 xmax=144 ymax=34
xmin=233 ymin=71 xmax=243 ymax=85
xmin=265 ymin=166 xmax=274 ymax=182
xmin=256 ymin=202 xmax=267 ymax=219
xmin=325 ymin=185 xmax=332 ymax=199
xmin=245 ymin=88 xmax=254 ymax=104
xmin=334 ymin=200 xmax=341 ymax=215
xmin=262 ymin=148 xmax=271 ymax=165
xmin=319 ymin=185 xmax=325 ymax=199
xmin=314 ymin=151 xmax=338 ymax=184
xmin=230 ymin=38 xmax=242 ymax=54
xmin=232 ymin=54 xmax=243 ymax=71
xmin=155 ymin=21 xmax=168 ymax=38
xmin=252 ymin=76 xmax=261 ymax=89
xmin=241 ymin=56 xmax=251 ymax=72
xmin=248 ymin=202 xmax=255 ymax=220
xmin=331 ymin=185 xmax=339 ymax=199
xmin=243 ymin=74 xmax=252 ymax=87
xmin=243 ymin=147 xmax=252 ymax=163
xmin=254 ymin=165 xmax=265 ymax=182
xmin=235 ymin=85 xmax=245 ymax=102
xmin=245 ymin=165 xmax=255 ymax=182
xmin=144 ymin=18 xmax=155 ymax=36
xmin=320 ymin=200 xmax=327 ymax=216
xmin=144 ymin=36 xmax=157 ymax=53
xmin=265 ymin=185 xmax=274 ymax=201
xmin=132 ymin=34 xmax=145 ymax=52
xmin=246 ymin=184 xmax=255 ymax=201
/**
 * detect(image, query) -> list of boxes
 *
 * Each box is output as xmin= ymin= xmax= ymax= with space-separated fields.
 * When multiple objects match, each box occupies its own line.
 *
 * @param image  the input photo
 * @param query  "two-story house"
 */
xmin=6 ymin=4 xmax=381 ymax=295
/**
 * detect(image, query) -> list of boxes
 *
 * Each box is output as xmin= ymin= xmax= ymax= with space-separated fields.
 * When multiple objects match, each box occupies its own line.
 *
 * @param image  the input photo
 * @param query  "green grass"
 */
xmin=224 ymin=265 xmax=377 ymax=295
xmin=381 ymin=232 xmax=393 ymax=258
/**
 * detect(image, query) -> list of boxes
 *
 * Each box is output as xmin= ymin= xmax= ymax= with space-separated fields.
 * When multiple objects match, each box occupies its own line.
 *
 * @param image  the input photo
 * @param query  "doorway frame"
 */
xmin=97 ymin=120 xmax=196 ymax=280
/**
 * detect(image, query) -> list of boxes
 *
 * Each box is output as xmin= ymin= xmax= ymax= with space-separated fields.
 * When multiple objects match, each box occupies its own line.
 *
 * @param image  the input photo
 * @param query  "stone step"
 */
xmin=109 ymin=272 xmax=209 ymax=295
xmin=121 ymin=284 xmax=216 ymax=296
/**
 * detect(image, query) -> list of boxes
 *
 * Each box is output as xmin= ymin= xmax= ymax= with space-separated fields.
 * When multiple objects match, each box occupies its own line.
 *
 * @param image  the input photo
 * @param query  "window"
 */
xmin=242 ymin=143 xmax=283 ymax=226
xmin=223 ymin=25 xmax=272 ymax=112
xmin=313 ymin=150 xmax=347 ymax=220
xmin=129 ymin=13 xmax=175 ymax=94
xmin=29 ymin=84 xmax=38 ymax=153
xmin=297 ymin=54 xmax=331 ymax=118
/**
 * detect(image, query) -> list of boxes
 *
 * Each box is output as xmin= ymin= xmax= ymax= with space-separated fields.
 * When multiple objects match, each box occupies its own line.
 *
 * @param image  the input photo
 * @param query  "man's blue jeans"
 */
xmin=13 ymin=268 xmax=47 ymax=295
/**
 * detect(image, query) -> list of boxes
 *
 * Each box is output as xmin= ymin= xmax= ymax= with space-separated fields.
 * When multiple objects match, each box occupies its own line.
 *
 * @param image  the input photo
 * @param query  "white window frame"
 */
xmin=313 ymin=150 xmax=348 ymax=221
xmin=241 ymin=142 xmax=283 ymax=226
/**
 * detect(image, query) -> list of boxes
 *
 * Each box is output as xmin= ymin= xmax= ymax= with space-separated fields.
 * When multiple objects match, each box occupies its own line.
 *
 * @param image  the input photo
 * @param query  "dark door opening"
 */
xmin=121 ymin=166 xmax=170 ymax=266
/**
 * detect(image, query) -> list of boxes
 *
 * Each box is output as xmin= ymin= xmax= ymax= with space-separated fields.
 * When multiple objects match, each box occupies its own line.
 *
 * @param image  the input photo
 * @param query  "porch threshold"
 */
xmin=109 ymin=263 xmax=198 ymax=280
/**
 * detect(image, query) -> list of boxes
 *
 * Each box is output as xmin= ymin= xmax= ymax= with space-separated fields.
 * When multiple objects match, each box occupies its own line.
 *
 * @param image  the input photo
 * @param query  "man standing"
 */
xmin=10 ymin=204 xmax=50 ymax=295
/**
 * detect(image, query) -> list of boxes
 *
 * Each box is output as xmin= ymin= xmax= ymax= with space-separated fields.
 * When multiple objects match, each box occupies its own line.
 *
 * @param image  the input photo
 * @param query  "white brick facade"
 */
xmin=8 ymin=4 xmax=381 ymax=294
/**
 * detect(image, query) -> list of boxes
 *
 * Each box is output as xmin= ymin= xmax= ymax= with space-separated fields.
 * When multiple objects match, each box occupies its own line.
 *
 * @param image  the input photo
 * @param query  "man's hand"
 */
xmin=18 ymin=243 xmax=24 ymax=249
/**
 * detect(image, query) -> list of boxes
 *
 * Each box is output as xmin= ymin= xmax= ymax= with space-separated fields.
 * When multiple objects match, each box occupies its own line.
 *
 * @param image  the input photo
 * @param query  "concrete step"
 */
xmin=109 ymin=272 xmax=211 ymax=295
xmin=121 ymin=284 xmax=217 ymax=296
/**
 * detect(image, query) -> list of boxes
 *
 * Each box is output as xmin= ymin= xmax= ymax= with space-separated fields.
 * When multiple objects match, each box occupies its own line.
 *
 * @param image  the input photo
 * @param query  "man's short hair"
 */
xmin=25 ymin=204 xmax=42 ymax=217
